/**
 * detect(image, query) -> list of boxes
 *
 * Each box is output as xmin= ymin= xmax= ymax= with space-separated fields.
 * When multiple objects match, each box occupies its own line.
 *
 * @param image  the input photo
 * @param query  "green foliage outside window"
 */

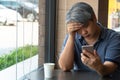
xmin=0 ymin=45 xmax=38 ymax=71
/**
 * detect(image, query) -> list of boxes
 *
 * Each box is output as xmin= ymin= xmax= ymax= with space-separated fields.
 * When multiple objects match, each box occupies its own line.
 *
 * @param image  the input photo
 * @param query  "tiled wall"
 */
xmin=38 ymin=0 xmax=46 ymax=65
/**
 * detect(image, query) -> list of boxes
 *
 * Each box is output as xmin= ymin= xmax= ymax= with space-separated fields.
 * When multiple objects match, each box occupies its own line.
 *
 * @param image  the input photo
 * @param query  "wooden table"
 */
xmin=25 ymin=68 xmax=113 ymax=80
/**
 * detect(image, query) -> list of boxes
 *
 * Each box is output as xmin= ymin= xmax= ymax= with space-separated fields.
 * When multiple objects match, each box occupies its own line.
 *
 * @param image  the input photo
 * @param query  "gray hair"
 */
xmin=66 ymin=2 xmax=95 ymax=24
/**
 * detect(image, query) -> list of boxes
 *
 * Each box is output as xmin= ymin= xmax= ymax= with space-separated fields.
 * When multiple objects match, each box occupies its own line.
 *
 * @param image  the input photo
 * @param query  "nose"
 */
xmin=80 ymin=29 xmax=88 ymax=36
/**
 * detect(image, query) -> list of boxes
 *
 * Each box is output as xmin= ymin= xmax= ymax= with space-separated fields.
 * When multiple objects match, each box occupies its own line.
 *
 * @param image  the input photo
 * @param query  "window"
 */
xmin=0 ymin=0 xmax=57 ymax=79
xmin=108 ymin=0 xmax=120 ymax=32
xmin=0 ymin=0 xmax=39 ymax=80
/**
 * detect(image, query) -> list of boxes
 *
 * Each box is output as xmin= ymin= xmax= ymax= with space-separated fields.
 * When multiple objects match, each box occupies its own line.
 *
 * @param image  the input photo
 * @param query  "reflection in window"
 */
xmin=0 ymin=0 xmax=39 ymax=80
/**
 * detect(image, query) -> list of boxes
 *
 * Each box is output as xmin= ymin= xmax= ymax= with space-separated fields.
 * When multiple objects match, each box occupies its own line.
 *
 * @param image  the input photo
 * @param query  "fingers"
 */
xmin=68 ymin=25 xmax=81 ymax=32
xmin=69 ymin=26 xmax=81 ymax=31
xmin=82 ymin=49 xmax=94 ymax=58
xmin=81 ymin=50 xmax=97 ymax=65
xmin=67 ymin=22 xmax=83 ymax=33
xmin=81 ymin=53 xmax=89 ymax=65
xmin=81 ymin=50 xmax=101 ymax=68
xmin=93 ymin=50 xmax=98 ymax=56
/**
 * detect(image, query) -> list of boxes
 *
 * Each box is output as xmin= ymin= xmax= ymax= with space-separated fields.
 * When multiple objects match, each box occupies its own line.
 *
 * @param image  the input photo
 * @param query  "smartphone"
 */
xmin=82 ymin=45 xmax=94 ymax=53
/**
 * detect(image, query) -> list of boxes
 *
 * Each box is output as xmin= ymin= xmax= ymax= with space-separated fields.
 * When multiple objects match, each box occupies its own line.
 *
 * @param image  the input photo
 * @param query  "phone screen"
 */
xmin=82 ymin=45 xmax=94 ymax=53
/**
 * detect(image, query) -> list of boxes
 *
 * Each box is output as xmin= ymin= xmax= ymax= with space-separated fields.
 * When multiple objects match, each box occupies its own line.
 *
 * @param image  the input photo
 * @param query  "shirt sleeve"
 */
xmin=105 ymin=34 xmax=120 ymax=65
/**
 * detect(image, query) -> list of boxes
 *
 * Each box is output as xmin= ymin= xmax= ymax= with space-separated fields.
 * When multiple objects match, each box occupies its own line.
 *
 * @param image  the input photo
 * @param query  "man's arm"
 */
xmin=58 ymin=35 xmax=75 ymax=71
xmin=58 ymin=22 xmax=81 ymax=71
xmin=96 ymin=61 xmax=118 ymax=76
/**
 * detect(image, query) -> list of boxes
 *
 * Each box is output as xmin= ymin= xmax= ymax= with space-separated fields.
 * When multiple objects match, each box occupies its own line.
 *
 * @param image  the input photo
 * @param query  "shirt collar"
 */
xmin=97 ymin=22 xmax=107 ymax=41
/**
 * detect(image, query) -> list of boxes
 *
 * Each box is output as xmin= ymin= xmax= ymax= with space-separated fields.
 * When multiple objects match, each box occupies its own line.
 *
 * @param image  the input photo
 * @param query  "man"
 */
xmin=58 ymin=2 xmax=120 ymax=77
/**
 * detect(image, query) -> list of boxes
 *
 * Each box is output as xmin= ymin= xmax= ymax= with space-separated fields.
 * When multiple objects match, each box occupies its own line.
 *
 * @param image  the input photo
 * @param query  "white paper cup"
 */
xmin=44 ymin=63 xmax=55 ymax=78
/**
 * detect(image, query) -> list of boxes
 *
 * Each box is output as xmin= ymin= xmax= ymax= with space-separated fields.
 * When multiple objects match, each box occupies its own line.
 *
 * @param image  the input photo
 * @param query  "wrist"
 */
xmin=95 ymin=63 xmax=105 ymax=76
xmin=68 ymin=34 xmax=75 ymax=40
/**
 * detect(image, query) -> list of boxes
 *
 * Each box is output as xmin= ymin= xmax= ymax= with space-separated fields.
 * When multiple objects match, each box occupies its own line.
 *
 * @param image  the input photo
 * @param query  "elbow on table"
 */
xmin=60 ymin=66 xmax=72 ymax=71
xmin=60 ymin=66 xmax=71 ymax=72
xmin=60 ymin=66 xmax=72 ymax=72
xmin=59 ymin=61 xmax=72 ymax=71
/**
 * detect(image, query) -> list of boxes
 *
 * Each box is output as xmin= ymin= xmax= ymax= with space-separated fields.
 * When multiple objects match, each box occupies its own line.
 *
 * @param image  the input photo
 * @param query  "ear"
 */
xmin=93 ymin=14 xmax=97 ymax=22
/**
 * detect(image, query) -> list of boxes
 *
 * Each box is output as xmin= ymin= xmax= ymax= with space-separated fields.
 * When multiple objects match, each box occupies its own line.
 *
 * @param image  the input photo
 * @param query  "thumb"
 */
xmin=93 ymin=50 xmax=98 ymax=56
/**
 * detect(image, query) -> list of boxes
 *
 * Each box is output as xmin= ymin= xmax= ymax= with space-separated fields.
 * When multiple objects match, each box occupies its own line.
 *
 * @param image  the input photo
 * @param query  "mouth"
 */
xmin=83 ymin=34 xmax=90 ymax=38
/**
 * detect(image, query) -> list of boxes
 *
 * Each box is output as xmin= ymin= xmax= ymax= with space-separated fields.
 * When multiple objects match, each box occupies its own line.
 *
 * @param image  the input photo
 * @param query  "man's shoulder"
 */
xmin=101 ymin=26 xmax=120 ymax=37
xmin=99 ymin=26 xmax=120 ymax=44
xmin=107 ymin=29 xmax=120 ymax=37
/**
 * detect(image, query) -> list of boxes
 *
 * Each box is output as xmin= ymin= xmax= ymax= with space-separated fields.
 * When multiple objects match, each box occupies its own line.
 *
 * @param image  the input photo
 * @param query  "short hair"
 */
xmin=66 ymin=2 xmax=95 ymax=24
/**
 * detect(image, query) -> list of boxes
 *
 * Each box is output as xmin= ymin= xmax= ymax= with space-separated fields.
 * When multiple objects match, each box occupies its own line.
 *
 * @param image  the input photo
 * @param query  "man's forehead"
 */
xmin=68 ymin=21 xmax=83 ymax=24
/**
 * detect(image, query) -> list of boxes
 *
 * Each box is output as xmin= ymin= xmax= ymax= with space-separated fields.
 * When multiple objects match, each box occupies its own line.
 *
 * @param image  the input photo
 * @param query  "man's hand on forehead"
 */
xmin=68 ymin=22 xmax=84 ymax=27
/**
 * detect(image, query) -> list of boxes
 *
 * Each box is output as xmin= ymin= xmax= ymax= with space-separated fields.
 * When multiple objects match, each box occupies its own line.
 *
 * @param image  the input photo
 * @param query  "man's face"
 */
xmin=77 ymin=20 xmax=97 ymax=39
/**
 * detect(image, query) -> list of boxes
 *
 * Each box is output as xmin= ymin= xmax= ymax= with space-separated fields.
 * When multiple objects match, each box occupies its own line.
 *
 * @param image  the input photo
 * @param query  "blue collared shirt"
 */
xmin=60 ymin=23 xmax=120 ymax=75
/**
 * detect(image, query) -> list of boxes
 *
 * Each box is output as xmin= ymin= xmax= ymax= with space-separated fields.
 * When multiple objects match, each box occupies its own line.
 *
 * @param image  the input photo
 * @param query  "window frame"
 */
xmin=45 ymin=0 xmax=56 ymax=63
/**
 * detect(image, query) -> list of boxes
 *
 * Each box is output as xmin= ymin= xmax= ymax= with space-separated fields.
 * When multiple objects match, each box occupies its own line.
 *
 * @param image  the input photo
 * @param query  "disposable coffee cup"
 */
xmin=44 ymin=63 xmax=55 ymax=78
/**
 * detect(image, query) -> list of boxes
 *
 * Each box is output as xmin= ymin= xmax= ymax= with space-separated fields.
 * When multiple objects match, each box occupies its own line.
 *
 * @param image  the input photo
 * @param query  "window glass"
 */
xmin=0 ymin=0 xmax=39 ymax=80
xmin=108 ymin=0 xmax=120 ymax=32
